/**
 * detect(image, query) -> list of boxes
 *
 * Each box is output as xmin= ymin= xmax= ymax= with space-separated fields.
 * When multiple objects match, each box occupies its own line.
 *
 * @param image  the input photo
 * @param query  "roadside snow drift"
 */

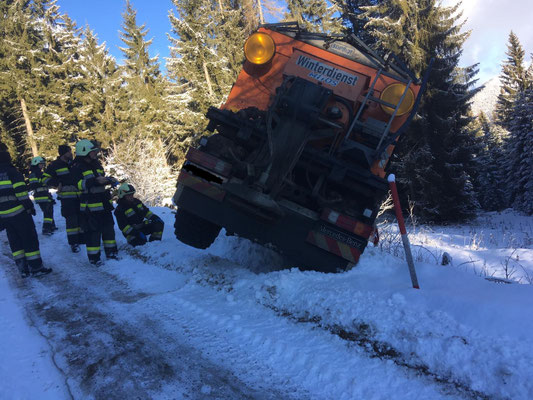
xmin=1 ymin=204 xmax=532 ymax=399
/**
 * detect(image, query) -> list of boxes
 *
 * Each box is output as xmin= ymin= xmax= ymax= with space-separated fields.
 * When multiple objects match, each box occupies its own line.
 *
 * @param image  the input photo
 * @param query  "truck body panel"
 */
xmin=173 ymin=23 xmax=425 ymax=272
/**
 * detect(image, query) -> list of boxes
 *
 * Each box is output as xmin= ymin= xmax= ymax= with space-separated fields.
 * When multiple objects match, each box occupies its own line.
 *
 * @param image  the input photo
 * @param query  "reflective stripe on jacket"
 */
xmin=43 ymin=158 xmax=80 ymax=200
xmin=0 ymin=163 xmax=33 ymax=218
xmin=114 ymin=198 xmax=153 ymax=240
xmin=28 ymin=166 xmax=52 ymax=203
xmin=70 ymin=157 xmax=113 ymax=213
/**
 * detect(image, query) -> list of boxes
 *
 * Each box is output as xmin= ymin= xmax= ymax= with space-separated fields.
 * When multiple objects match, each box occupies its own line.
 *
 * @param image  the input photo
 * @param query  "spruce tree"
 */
xmin=36 ymin=6 xmax=87 ymax=155
xmin=505 ymin=87 xmax=533 ymax=214
xmin=118 ymin=0 xmax=169 ymax=144
xmin=495 ymin=32 xmax=529 ymax=128
xmin=0 ymin=0 xmax=88 ymax=161
xmin=0 ymin=0 xmax=47 ymax=163
xmin=475 ymin=112 xmax=507 ymax=211
xmin=167 ymin=0 xmax=244 ymax=160
xmin=284 ymin=0 xmax=343 ymax=33
xmin=333 ymin=0 xmax=381 ymax=43
xmin=77 ymin=27 xmax=125 ymax=147
xmin=361 ymin=0 xmax=481 ymax=222
xmin=119 ymin=1 xmax=161 ymax=87
xmin=119 ymin=1 xmax=172 ymax=156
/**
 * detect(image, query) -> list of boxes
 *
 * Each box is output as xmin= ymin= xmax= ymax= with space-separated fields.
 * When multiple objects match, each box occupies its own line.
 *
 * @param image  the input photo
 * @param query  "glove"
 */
xmin=149 ymin=214 xmax=163 ymax=224
xmin=27 ymin=208 xmax=36 ymax=216
xmin=133 ymin=223 xmax=145 ymax=230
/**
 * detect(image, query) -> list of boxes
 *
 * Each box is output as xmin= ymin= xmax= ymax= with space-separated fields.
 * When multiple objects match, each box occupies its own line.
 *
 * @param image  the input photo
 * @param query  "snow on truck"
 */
xmin=172 ymin=22 xmax=428 ymax=273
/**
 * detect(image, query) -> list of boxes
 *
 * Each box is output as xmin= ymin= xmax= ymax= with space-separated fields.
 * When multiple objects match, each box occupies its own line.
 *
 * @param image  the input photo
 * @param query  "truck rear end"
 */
xmin=173 ymin=23 xmax=424 ymax=272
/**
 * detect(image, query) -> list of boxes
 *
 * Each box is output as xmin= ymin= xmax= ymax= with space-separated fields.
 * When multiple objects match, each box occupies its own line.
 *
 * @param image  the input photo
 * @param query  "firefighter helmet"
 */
xmin=75 ymin=139 xmax=99 ymax=156
xmin=31 ymin=156 xmax=45 ymax=166
xmin=118 ymin=183 xmax=135 ymax=199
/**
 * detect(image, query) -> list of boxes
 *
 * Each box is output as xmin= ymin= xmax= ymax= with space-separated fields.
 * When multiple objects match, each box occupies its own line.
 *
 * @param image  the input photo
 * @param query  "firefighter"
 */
xmin=114 ymin=183 xmax=164 ymax=246
xmin=42 ymin=145 xmax=82 ymax=253
xmin=28 ymin=156 xmax=57 ymax=235
xmin=0 ymin=150 xmax=52 ymax=277
xmin=70 ymin=139 xmax=118 ymax=266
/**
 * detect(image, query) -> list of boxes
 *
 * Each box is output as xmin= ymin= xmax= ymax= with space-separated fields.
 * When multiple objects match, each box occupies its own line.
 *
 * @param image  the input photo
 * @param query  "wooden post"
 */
xmin=20 ymin=98 xmax=38 ymax=156
xmin=388 ymin=174 xmax=420 ymax=289
xmin=202 ymin=61 xmax=214 ymax=97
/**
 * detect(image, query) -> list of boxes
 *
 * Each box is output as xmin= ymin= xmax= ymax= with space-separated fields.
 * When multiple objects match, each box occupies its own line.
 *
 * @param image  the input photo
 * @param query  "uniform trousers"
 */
xmin=81 ymin=210 xmax=118 ymax=263
xmin=60 ymin=198 xmax=82 ymax=245
xmin=37 ymin=201 xmax=55 ymax=233
xmin=129 ymin=218 xmax=164 ymax=246
xmin=3 ymin=211 xmax=43 ymax=270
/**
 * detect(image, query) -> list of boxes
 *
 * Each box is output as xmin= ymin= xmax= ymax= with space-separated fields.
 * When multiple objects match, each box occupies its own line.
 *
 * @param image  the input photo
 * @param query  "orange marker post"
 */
xmin=388 ymin=174 xmax=420 ymax=289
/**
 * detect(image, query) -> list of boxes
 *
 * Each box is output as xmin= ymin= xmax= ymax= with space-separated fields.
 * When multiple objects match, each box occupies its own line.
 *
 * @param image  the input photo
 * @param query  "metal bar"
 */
xmin=343 ymin=68 xmax=383 ymax=143
xmin=375 ymin=58 xmax=434 ymax=157
xmin=367 ymin=96 xmax=397 ymax=109
xmin=376 ymin=80 xmax=412 ymax=151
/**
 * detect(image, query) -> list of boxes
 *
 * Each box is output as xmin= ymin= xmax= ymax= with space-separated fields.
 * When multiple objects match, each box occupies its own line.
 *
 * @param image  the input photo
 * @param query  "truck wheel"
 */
xmin=174 ymin=209 xmax=221 ymax=249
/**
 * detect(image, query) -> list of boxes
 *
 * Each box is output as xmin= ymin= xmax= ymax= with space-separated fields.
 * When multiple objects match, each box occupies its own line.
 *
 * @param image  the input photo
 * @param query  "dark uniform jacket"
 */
xmin=70 ymin=157 xmax=113 ymax=213
xmin=114 ymin=198 xmax=155 ymax=241
xmin=28 ymin=166 xmax=53 ymax=204
xmin=42 ymin=158 xmax=80 ymax=200
xmin=42 ymin=158 xmax=80 ymax=214
xmin=0 ymin=162 xmax=34 ymax=219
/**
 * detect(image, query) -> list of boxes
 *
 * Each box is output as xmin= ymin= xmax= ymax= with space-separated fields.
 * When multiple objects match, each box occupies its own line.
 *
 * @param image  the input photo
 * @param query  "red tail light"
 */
xmin=321 ymin=209 xmax=373 ymax=238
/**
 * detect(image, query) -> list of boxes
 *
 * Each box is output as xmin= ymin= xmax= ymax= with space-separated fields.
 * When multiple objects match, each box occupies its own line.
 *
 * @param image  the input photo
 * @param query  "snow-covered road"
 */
xmin=1 ymin=206 xmax=533 ymax=399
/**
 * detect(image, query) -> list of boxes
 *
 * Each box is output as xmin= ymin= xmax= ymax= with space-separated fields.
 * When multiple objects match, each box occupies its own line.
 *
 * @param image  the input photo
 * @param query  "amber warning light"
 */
xmin=380 ymin=83 xmax=415 ymax=116
xmin=244 ymin=33 xmax=275 ymax=65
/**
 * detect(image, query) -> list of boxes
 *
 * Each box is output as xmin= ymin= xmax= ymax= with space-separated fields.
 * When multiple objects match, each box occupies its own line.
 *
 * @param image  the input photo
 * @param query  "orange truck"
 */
xmin=172 ymin=23 xmax=429 ymax=272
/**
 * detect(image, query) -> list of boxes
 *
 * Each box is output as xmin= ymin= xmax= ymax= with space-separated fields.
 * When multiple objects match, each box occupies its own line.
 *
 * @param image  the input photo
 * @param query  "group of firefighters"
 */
xmin=0 ymin=140 xmax=165 ymax=278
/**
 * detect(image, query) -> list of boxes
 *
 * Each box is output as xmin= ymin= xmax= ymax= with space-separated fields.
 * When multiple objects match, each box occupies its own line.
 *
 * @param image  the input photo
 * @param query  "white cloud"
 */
xmin=442 ymin=0 xmax=533 ymax=83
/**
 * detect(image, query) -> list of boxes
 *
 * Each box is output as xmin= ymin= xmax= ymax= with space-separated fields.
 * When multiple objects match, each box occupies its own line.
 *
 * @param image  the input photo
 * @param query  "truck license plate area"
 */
xmin=306 ymin=224 xmax=365 ymax=263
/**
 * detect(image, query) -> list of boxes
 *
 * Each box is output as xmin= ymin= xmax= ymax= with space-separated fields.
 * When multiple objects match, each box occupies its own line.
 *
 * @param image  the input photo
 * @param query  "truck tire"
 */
xmin=174 ymin=209 xmax=221 ymax=249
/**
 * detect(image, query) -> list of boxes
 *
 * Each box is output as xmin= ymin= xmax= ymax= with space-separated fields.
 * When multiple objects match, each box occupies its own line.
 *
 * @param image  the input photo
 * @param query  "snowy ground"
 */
xmin=1 ymin=203 xmax=532 ymax=400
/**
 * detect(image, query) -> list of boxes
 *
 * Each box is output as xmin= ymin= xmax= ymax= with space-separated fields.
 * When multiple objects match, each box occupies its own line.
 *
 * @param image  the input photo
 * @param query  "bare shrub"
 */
xmin=500 ymin=249 xmax=522 ymax=281
xmin=105 ymin=136 xmax=177 ymax=206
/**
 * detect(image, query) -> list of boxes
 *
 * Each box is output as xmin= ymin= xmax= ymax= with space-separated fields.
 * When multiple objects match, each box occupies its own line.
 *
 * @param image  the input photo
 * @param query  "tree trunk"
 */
xmin=202 ymin=61 xmax=214 ymax=97
xmin=20 ymin=98 xmax=38 ymax=156
xmin=257 ymin=0 xmax=264 ymax=24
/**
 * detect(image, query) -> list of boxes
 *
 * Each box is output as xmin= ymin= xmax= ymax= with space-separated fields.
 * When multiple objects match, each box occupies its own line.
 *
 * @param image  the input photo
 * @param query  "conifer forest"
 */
xmin=1 ymin=0 xmax=532 ymax=221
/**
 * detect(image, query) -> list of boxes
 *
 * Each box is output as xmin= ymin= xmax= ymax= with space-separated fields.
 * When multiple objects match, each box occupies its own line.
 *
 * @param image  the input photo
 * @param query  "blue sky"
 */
xmin=56 ymin=0 xmax=532 ymax=84
xmin=57 ymin=0 xmax=173 ymax=67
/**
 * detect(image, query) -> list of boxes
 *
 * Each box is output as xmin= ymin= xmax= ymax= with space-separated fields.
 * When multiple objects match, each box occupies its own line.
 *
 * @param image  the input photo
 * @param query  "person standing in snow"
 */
xmin=28 ymin=156 xmax=57 ymax=235
xmin=0 ymin=150 xmax=52 ymax=277
xmin=114 ymin=183 xmax=164 ymax=246
xmin=70 ymin=139 xmax=118 ymax=266
xmin=42 ymin=145 xmax=83 ymax=253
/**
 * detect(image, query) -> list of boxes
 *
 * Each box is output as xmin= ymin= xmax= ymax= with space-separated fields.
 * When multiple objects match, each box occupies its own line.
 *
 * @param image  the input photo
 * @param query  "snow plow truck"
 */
xmin=173 ymin=22 xmax=428 ymax=273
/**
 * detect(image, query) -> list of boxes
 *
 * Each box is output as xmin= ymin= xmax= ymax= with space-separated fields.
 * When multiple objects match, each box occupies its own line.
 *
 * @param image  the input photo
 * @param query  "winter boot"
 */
xmin=15 ymin=259 xmax=30 ymax=278
xmin=30 ymin=265 xmax=53 ymax=277
xmin=90 ymin=259 xmax=104 ymax=267
xmin=70 ymin=244 xmax=80 ymax=253
xmin=42 ymin=227 xmax=54 ymax=236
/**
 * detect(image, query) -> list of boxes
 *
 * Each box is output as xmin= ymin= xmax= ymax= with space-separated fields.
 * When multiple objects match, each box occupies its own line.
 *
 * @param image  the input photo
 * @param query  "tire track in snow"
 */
xmin=0 ymin=238 xmax=307 ymax=400
xmin=120 ymin=247 xmax=465 ymax=400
